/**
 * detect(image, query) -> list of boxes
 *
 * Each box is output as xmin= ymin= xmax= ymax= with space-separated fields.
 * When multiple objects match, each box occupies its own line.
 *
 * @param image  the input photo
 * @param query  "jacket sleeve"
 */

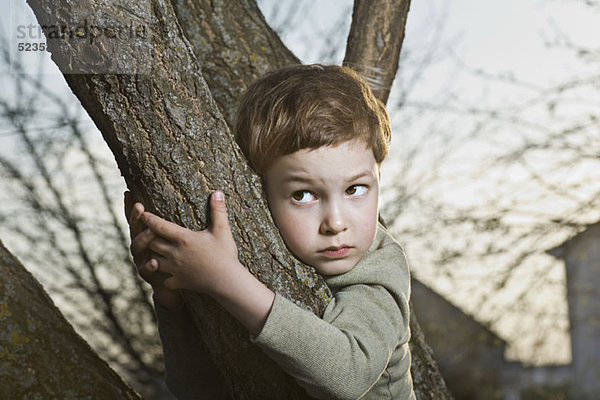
xmin=252 ymin=229 xmax=412 ymax=400
xmin=154 ymin=299 xmax=230 ymax=400
xmin=253 ymin=286 xmax=408 ymax=399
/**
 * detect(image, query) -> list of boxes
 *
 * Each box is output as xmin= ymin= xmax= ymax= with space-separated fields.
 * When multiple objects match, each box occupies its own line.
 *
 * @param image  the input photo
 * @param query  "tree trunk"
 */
xmin=0 ymin=240 xmax=141 ymax=399
xmin=25 ymin=0 xmax=451 ymax=398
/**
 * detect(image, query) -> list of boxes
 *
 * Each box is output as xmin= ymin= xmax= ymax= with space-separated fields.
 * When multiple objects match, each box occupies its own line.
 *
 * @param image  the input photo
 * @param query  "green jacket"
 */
xmin=156 ymin=224 xmax=415 ymax=399
xmin=253 ymin=224 xmax=414 ymax=399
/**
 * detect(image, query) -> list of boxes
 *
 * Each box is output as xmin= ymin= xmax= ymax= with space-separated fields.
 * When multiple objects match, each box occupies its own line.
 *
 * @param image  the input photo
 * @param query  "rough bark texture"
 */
xmin=24 ymin=0 xmax=452 ymax=398
xmin=170 ymin=0 xmax=300 ymax=127
xmin=0 ymin=240 xmax=141 ymax=399
xmin=408 ymin=309 xmax=455 ymax=400
xmin=343 ymin=0 xmax=411 ymax=104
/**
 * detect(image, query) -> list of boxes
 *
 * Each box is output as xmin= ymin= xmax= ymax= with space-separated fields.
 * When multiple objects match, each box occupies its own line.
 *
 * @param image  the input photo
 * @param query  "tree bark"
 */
xmin=343 ymin=0 xmax=411 ymax=104
xmin=24 ymin=0 xmax=451 ymax=398
xmin=0 ymin=240 xmax=141 ymax=399
xmin=170 ymin=0 xmax=300 ymax=128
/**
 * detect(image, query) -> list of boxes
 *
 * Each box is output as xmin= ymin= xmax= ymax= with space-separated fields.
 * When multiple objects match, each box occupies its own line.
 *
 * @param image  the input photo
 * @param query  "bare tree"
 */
xmin=12 ymin=0 xmax=452 ymax=397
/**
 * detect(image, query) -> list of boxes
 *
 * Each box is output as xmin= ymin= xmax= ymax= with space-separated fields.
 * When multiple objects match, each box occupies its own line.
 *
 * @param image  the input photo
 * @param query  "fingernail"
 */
xmin=213 ymin=190 xmax=224 ymax=201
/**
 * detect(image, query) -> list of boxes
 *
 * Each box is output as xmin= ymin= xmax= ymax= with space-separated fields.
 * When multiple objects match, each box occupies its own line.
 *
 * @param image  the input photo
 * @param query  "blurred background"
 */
xmin=1 ymin=0 xmax=599 ymax=399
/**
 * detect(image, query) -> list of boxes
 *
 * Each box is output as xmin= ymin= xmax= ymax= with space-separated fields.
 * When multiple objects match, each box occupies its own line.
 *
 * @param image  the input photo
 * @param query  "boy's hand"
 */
xmin=132 ymin=190 xmax=274 ymax=335
xmin=124 ymin=191 xmax=183 ymax=309
xmin=141 ymin=191 xmax=243 ymax=295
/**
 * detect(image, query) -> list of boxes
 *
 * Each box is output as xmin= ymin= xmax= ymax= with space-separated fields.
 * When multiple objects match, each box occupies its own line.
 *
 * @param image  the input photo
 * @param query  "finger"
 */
xmin=140 ymin=258 xmax=159 ymax=274
xmin=209 ymin=190 xmax=231 ymax=234
xmin=142 ymin=211 xmax=183 ymax=241
xmin=163 ymin=275 xmax=181 ymax=291
xmin=131 ymin=228 xmax=157 ymax=258
xmin=136 ymin=258 xmax=157 ymax=284
xmin=124 ymin=192 xmax=143 ymax=224
xmin=139 ymin=257 xmax=171 ymax=284
xmin=152 ymin=254 xmax=171 ymax=273
xmin=129 ymin=203 xmax=147 ymax=239
xmin=148 ymin=237 xmax=175 ymax=257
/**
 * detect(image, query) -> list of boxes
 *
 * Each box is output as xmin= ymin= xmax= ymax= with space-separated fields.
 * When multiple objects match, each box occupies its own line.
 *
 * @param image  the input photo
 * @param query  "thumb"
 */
xmin=209 ymin=190 xmax=231 ymax=233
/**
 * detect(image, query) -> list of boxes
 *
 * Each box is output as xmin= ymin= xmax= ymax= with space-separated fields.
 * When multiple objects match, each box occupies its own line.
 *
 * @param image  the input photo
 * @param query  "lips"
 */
xmin=318 ymin=245 xmax=352 ymax=258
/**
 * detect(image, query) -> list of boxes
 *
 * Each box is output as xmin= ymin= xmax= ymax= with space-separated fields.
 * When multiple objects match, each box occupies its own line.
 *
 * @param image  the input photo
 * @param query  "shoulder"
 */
xmin=368 ymin=223 xmax=408 ymax=265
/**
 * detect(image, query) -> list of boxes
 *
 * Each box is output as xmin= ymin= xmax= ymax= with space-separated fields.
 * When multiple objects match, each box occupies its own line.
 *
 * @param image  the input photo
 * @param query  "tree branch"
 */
xmin=0 ymin=240 xmax=141 ymax=399
xmin=343 ymin=0 xmax=411 ymax=103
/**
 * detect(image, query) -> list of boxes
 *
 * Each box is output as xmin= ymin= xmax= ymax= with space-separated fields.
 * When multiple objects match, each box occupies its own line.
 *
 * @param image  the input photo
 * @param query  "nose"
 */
xmin=319 ymin=201 xmax=347 ymax=235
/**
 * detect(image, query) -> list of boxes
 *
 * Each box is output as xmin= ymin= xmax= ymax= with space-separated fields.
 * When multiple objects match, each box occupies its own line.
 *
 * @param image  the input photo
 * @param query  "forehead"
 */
xmin=265 ymin=140 xmax=378 ymax=185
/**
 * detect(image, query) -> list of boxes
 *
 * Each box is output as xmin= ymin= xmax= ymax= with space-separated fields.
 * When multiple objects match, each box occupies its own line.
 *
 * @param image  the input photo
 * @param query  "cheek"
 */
xmin=272 ymin=209 xmax=315 ymax=255
xmin=357 ymin=193 xmax=379 ymax=243
xmin=278 ymin=214 xmax=308 ymax=244
xmin=366 ymin=216 xmax=378 ymax=244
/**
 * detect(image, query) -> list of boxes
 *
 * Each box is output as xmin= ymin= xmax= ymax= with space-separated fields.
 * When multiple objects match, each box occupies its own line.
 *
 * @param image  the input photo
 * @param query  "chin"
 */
xmin=315 ymin=261 xmax=355 ymax=276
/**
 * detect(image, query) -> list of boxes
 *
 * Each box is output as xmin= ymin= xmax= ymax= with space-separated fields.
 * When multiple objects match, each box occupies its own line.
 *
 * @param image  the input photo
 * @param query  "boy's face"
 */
xmin=264 ymin=140 xmax=379 ymax=275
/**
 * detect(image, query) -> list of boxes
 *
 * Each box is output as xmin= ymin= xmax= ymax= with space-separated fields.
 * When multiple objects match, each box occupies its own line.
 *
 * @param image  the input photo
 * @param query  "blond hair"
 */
xmin=235 ymin=64 xmax=391 ymax=174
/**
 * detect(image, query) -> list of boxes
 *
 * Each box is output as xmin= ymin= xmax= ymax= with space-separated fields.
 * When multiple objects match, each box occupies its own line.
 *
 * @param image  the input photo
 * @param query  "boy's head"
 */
xmin=235 ymin=64 xmax=392 ymax=275
xmin=235 ymin=64 xmax=391 ymax=174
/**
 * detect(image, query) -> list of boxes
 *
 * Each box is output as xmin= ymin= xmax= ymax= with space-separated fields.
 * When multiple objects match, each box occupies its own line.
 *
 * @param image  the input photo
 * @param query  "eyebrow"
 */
xmin=283 ymin=170 xmax=374 ymax=184
xmin=348 ymin=170 xmax=375 ymax=181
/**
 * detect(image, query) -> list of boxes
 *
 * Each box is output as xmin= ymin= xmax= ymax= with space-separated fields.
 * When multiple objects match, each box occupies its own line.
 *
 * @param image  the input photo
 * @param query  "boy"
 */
xmin=126 ymin=64 xmax=415 ymax=399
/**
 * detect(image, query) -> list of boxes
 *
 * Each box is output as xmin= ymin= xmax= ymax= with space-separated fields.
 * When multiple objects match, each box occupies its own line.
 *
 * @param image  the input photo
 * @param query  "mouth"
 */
xmin=318 ymin=245 xmax=352 ymax=258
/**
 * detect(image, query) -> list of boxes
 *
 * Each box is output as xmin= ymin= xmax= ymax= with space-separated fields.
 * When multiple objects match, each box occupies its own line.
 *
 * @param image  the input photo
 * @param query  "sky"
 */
xmin=2 ymin=0 xmax=599 ymax=365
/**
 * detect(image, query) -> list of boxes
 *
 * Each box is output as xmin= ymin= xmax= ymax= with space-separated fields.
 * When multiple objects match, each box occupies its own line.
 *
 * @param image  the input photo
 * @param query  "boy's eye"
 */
xmin=346 ymin=185 xmax=368 ymax=196
xmin=291 ymin=191 xmax=315 ymax=203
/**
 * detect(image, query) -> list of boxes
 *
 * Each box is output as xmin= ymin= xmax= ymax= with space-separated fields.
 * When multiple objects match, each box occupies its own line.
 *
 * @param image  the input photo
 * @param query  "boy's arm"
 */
xmin=125 ymin=192 xmax=229 ymax=398
xmin=252 ymin=239 xmax=414 ymax=400
xmin=154 ymin=299 xmax=230 ymax=399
